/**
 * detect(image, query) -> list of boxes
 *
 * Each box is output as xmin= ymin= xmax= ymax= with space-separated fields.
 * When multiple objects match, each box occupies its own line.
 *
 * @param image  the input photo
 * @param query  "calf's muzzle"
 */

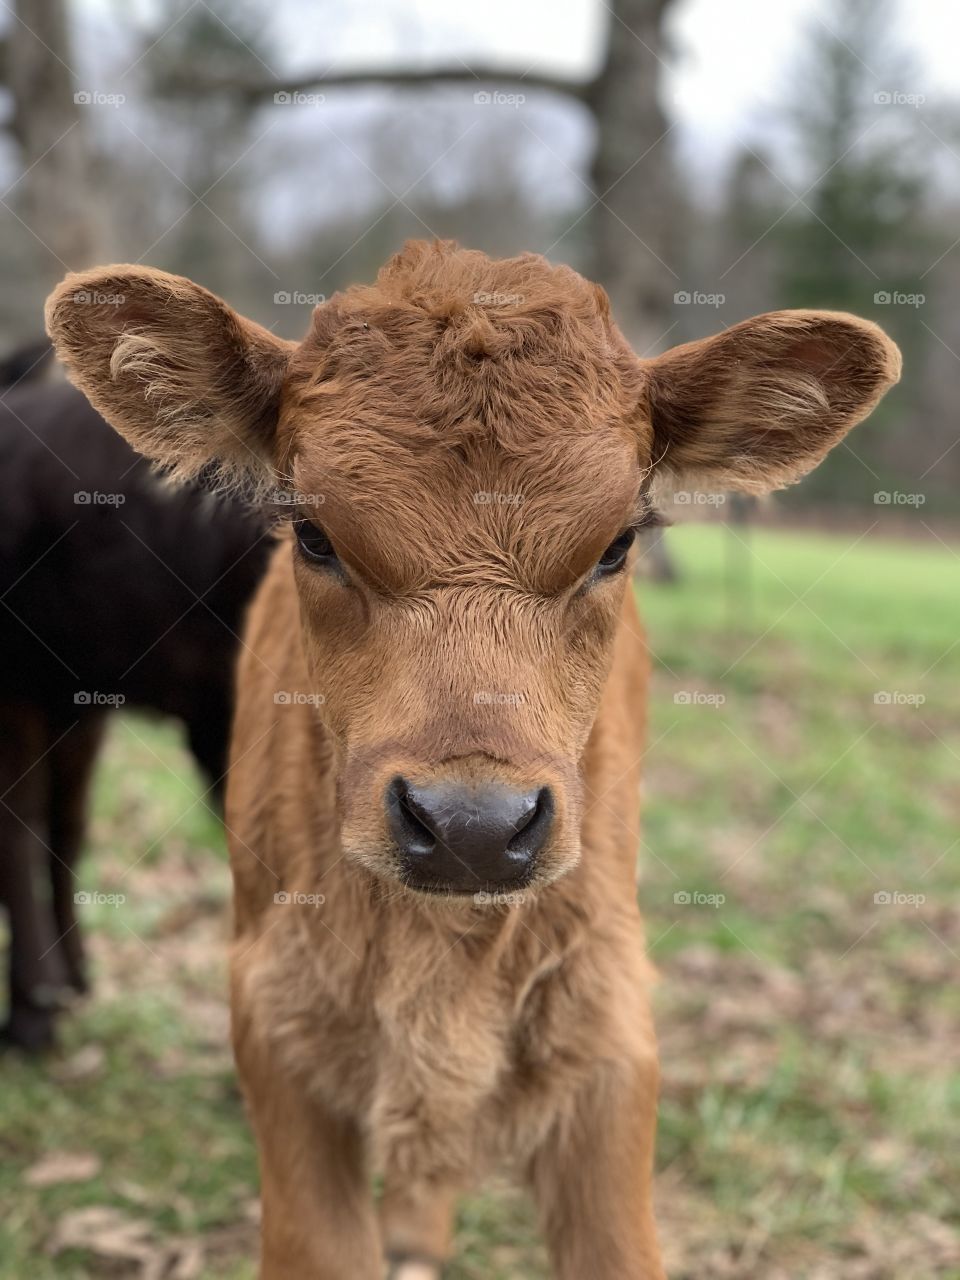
xmin=386 ymin=776 xmax=554 ymax=894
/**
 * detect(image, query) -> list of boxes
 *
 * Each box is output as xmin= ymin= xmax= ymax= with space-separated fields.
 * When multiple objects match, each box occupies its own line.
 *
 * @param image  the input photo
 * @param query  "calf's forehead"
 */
xmin=274 ymin=255 xmax=649 ymax=587
xmin=285 ymin=394 xmax=643 ymax=591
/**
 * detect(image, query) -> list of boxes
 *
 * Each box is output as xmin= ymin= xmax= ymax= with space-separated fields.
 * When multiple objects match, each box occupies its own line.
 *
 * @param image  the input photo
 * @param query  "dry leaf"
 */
xmin=25 ymin=1151 xmax=101 ymax=1188
xmin=49 ymin=1205 xmax=154 ymax=1261
xmin=49 ymin=1206 xmax=205 ymax=1279
xmin=51 ymin=1043 xmax=106 ymax=1083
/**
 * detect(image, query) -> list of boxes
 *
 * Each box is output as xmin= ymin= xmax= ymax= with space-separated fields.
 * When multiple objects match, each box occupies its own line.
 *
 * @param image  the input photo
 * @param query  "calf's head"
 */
xmin=46 ymin=242 xmax=900 ymax=899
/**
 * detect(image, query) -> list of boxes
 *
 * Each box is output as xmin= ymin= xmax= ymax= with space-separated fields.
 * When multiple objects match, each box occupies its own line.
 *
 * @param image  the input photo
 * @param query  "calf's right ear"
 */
xmin=45 ymin=267 xmax=294 ymax=488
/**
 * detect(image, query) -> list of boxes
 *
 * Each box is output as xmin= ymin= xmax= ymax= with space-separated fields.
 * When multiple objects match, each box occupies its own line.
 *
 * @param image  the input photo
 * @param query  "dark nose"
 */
xmin=386 ymin=777 xmax=553 ymax=893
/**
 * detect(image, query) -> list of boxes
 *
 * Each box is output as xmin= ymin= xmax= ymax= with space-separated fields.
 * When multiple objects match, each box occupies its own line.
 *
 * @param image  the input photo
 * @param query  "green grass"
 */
xmin=636 ymin=525 xmax=960 ymax=1277
xmin=1 ymin=523 xmax=957 ymax=1278
xmin=638 ymin=525 xmax=959 ymax=956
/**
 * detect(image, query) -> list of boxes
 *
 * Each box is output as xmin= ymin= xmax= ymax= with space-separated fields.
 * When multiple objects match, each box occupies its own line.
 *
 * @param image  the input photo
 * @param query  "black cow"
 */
xmin=0 ymin=351 xmax=271 ymax=1050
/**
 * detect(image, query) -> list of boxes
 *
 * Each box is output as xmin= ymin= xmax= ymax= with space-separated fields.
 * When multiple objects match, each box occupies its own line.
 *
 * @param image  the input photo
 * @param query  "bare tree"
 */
xmin=587 ymin=0 xmax=682 ymax=349
xmin=5 ymin=0 xmax=103 ymax=269
xmin=148 ymin=0 xmax=682 ymax=347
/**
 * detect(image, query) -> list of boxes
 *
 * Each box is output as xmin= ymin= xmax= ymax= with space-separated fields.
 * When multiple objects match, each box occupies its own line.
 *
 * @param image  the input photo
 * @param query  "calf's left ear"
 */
xmin=45 ymin=267 xmax=294 ymax=488
xmin=643 ymin=310 xmax=901 ymax=493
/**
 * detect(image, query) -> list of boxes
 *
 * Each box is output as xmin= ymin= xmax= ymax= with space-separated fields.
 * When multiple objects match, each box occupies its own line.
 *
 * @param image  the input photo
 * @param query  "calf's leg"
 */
xmin=380 ymin=1181 xmax=457 ymax=1279
xmin=233 ymin=1013 xmax=382 ymax=1279
xmin=530 ymin=1057 xmax=665 ymax=1280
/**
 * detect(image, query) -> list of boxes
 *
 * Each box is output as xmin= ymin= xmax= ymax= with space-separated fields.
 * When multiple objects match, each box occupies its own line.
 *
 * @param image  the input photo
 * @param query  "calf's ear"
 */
xmin=643 ymin=310 xmax=901 ymax=493
xmin=45 ymin=267 xmax=294 ymax=489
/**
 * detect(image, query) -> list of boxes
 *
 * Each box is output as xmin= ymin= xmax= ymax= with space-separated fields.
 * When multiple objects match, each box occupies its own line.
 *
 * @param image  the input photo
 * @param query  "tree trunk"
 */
xmin=588 ymin=0 xmax=682 ymax=352
xmin=7 ymin=0 xmax=103 ymax=271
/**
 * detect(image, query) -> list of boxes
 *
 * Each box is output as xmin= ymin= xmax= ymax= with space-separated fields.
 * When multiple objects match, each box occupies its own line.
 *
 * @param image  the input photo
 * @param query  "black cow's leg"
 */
xmin=185 ymin=694 xmax=230 ymax=808
xmin=48 ymin=715 xmax=106 ymax=994
xmin=0 ymin=706 xmax=61 ymax=1051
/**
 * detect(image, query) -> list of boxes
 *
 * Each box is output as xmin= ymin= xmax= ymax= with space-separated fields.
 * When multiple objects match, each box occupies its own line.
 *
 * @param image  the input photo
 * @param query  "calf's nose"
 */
xmin=386 ymin=777 xmax=553 ymax=893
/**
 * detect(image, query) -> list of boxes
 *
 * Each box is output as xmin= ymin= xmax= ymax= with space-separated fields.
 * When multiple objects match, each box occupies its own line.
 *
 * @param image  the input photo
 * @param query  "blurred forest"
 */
xmin=0 ymin=0 xmax=955 ymax=513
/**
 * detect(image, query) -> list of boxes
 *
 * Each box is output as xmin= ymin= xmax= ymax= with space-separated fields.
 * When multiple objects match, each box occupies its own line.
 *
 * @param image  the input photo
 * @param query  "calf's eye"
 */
xmin=596 ymin=528 xmax=636 ymax=576
xmin=294 ymin=518 xmax=338 ymax=566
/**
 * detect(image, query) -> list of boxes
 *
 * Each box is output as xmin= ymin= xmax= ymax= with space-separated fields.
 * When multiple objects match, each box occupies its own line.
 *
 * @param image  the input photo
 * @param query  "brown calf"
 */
xmin=47 ymin=242 xmax=900 ymax=1279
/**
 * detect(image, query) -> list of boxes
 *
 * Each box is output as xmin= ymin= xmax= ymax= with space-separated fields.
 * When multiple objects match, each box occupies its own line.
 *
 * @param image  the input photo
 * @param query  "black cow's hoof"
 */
xmin=1 ymin=1003 xmax=58 ymax=1054
xmin=64 ymin=965 xmax=90 ymax=997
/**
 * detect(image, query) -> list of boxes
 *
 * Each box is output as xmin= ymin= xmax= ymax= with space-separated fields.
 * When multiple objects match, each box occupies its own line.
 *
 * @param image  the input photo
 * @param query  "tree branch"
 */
xmin=155 ymin=64 xmax=596 ymax=105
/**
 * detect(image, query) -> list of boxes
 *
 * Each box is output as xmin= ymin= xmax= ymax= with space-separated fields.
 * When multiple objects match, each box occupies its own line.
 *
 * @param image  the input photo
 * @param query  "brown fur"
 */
xmin=46 ymin=240 xmax=900 ymax=1279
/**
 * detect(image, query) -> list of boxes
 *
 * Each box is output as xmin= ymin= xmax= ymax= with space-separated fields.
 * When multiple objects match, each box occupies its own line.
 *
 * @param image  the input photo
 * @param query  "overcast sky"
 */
xmin=238 ymin=0 xmax=954 ymax=144
xmin=91 ymin=0 xmax=957 ymax=180
xmin=92 ymin=2 xmax=959 ymax=100
xmin=67 ymin=0 xmax=957 ymax=247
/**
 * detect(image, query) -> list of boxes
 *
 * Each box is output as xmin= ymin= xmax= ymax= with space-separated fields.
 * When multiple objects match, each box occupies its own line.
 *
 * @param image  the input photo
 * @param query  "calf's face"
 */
xmin=46 ymin=243 xmax=900 ymax=899
xmin=280 ymin=337 xmax=645 ymax=895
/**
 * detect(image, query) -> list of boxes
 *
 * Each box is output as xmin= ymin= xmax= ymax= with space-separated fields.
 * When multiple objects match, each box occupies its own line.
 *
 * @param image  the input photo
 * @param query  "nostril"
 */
xmin=507 ymin=787 xmax=554 ymax=856
xmin=386 ymin=776 xmax=435 ymax=854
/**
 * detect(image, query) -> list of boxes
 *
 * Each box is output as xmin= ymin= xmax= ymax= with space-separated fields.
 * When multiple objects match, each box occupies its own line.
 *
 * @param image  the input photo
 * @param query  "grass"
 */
xmin=1 ymin=523 xmax=958 ymax=1278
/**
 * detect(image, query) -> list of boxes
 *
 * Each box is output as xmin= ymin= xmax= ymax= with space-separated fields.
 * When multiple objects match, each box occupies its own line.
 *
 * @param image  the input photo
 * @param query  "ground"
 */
xmin=1 ymin=524 xmax=958 ymax=1279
